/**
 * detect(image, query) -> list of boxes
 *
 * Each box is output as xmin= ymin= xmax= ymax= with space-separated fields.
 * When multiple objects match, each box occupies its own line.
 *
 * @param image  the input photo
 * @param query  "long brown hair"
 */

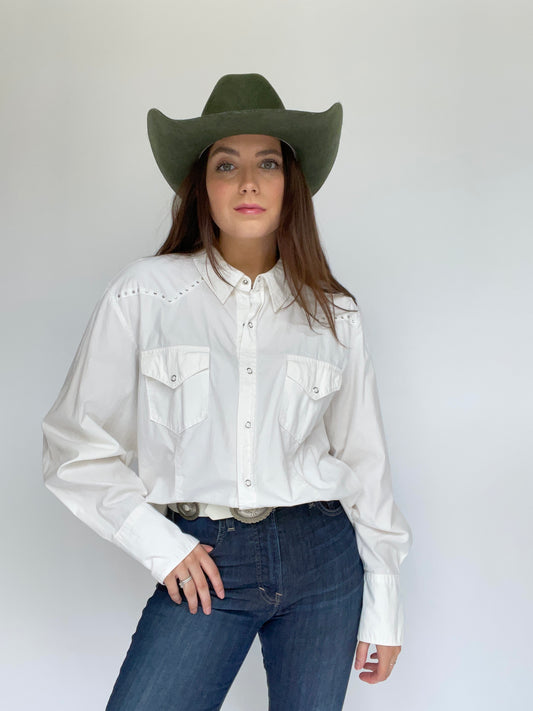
xmin=155 ymin=140 xmax=358 ymax=345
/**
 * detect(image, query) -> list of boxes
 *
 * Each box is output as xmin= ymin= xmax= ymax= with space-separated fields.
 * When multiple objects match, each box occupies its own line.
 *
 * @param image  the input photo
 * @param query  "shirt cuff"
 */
xmin=113 ymin=501 xmax=201 ymax=583
xmin=357 ymin=572 xmax=405 ymax=646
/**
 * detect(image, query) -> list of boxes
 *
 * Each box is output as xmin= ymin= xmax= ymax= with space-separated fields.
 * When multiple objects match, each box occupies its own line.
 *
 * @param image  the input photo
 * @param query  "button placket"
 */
xmin=235 ymin=287 xmax=262 ymax=506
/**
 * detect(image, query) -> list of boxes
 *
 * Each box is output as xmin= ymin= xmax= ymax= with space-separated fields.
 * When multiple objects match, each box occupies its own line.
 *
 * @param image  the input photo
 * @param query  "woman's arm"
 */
xmin=41 ymin=283 xmax=200 ymax=584
xmin=323 ymin=305 xmax=412 ymax=647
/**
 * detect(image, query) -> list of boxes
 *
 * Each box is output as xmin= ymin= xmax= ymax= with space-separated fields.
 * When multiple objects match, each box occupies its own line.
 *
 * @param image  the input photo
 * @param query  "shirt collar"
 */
xmin=192 ymin=247 xmax=293 ymax=312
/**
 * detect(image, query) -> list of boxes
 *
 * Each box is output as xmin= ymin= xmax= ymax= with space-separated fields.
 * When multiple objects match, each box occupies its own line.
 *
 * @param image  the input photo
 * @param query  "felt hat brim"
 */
xmin=147 ymin=103 xmax=342 ymax=196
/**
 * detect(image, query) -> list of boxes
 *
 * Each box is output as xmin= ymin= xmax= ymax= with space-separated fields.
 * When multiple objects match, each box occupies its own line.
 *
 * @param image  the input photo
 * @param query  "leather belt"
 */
xmin=169 ymin=501 xmax=274 ymax=524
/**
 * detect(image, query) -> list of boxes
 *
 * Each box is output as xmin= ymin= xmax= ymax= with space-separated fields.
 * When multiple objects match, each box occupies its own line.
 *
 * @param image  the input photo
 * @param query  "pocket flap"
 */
xmin=140 ymin=345 xmax=209 ymax=389
xmin=285 ymin=355 xmax=342 ymax=399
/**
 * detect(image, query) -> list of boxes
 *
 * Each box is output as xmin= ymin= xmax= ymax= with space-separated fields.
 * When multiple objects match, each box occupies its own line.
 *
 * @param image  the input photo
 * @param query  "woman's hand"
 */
xmin=163 ymin=543 xmax=225 ymax=615
xmin=354 ymin=641 xmax=401 ymax=683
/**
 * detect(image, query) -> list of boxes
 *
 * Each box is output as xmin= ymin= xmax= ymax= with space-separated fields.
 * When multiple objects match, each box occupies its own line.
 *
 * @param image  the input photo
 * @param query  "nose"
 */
xmin=239 ymin=165 xmax=258 ymax=194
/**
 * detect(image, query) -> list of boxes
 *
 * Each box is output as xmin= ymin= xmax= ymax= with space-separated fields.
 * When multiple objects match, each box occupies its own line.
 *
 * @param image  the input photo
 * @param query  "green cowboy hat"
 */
xmin=147 ymin=73 xmax=342 ymax=196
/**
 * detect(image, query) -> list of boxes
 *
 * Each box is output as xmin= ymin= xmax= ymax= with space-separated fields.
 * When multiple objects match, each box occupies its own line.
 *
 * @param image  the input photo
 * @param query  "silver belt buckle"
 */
xmin=229 ymin=506 xmax=273 ymax=524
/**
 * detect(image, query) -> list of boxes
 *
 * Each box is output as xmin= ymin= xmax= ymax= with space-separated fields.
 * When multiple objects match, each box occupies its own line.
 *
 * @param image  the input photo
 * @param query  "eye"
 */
xmin=260 ymin=159 xmax=280 ymax=170
xmin=215 ymin=161 xmax=235 ymax=173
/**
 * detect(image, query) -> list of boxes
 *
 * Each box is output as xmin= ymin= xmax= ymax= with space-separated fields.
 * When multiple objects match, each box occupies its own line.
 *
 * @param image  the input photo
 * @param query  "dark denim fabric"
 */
xmin=106 ymin=501 xmax=364 ymax=711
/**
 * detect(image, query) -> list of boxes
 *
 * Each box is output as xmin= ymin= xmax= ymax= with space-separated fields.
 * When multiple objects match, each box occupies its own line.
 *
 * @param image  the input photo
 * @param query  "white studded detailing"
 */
xmin=116 ymin=279 xmax=202 ymax=302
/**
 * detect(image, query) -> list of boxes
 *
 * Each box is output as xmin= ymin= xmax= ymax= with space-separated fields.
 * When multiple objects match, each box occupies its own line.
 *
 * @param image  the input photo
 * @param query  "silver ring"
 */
xmin=178 ymin=575 xmax=193 ymax=589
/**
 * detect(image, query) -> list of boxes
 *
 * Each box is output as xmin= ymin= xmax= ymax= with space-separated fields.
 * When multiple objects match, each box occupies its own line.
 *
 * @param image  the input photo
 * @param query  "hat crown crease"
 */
xmin=201 ymin=73 xmax=285 ymax=115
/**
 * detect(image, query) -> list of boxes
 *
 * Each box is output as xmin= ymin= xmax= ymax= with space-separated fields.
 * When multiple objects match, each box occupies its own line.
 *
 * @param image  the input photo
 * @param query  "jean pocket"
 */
xmin=279 ymin=354 xmax=342 ymax=444
xmin=316 ymin=499 xmax=344 ymax=517
xmin=140 ymin=345 xmax=210 ymax=435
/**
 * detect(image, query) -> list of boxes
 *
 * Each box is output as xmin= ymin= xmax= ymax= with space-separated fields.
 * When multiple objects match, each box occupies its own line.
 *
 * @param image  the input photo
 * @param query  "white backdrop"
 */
xmin=2 ymin=1 xmax=531 ymax=708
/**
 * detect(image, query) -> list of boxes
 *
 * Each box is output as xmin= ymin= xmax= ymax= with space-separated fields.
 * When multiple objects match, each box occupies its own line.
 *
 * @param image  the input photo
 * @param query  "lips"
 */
xmin=234 ymin=204 xmax=265 ymax=214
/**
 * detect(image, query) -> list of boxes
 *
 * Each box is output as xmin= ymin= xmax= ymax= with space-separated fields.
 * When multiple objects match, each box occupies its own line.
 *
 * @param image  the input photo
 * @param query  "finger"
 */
xmin=374 ymin=652 xmax=393 ymax=683
xmin=358 ymin=644 xmax=401 ymax=684
xmin=180 ymin=561 xmax=202 ymax=614
xmin=199 ymin=553 xmax=225 ymax=600
xmin=192 ymin=566 xmax=213 ymax=615
xmin=363 ymin=662 xmax=378 ymax=670
xmin=378 ymin=646 xmax=400 ymax=681
xmin=354 ymin=641 xmax=369 ymax=670
xmin=164 ymin=575 xmax=182 ymax=605
xmin=358 ymin=660 xmax=384 ymax=684
xmin=177 ymin=570 xmax=198 ymax=612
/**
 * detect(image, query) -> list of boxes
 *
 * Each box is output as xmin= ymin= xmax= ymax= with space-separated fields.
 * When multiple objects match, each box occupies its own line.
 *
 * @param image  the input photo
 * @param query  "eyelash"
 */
xmin=215 ymin=159 xmax=281 ymax=173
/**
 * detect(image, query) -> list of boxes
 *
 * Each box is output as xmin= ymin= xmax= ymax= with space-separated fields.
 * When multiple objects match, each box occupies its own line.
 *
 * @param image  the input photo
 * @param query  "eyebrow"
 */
xmin=209 ymin=146 xmax=283 ymax=160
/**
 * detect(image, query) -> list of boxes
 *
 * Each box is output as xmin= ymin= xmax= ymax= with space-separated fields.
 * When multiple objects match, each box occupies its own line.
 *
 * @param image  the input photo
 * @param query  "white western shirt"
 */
xmin=41 ymin=246 xmax=412 ymax=646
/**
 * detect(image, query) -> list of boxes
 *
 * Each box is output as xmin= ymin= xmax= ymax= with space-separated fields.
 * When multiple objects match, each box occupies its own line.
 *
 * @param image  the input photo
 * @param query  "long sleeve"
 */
xmin=41 ymin=286 xmax=201 ymax=583
xmin=323 ymin=307 xmax=412 ymax=646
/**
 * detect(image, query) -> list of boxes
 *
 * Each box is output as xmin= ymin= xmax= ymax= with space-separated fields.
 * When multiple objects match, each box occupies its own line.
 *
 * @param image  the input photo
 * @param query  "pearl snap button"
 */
xmin=170 ymin=374 xmax=177 ymax=382
xmin=245 ymin=421 xmax=252 ymax=428
xmin=244 ymin=479 xmax=252 ymax=486
xmin=247 ymin=367 xmax=253 ymax=374
xmin=312 ymin=386 xmax=319 ymax=393
xmin=242 ymin=278 xmax=248 ymax=284
xmin=248 ymin=322 xmax=254 ymax=328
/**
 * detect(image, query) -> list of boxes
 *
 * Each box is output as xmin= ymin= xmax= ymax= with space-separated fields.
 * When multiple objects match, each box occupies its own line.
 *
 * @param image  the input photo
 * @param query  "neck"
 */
xmin=216 ymin=234 xmax=279 ymax=283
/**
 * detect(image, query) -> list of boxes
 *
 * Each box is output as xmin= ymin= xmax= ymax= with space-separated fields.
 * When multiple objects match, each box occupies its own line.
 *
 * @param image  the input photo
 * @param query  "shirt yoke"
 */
xmin=105 ymin=253 xmax=203 ymax=306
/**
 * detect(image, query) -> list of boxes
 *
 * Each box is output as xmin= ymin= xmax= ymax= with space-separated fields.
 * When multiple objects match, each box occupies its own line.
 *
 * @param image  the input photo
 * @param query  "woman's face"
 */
xmin=205 ymin=134 xmax=284 ymax=245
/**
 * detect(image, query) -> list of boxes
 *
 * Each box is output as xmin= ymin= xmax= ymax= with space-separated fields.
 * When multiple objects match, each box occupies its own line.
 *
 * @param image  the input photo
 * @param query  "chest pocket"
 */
xmin=279 ymin=354 xmax=342 ymax=444
xmin=140 ymin=345 xmax=210 ymax=435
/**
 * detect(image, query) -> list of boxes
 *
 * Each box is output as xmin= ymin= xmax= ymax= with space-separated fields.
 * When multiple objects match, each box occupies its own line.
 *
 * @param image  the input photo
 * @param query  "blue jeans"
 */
xmin=105 ymin=500 xmax=364 ymax=711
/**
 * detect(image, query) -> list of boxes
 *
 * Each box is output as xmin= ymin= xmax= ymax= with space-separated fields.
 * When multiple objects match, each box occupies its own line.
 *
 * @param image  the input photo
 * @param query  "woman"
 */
xmin=42 ymin=73 xmax=412 ymax=710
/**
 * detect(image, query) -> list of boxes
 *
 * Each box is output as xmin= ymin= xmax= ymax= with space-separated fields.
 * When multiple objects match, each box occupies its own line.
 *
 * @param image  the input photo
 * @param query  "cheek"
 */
xmin=206 ymin=183 xmax=228 ymax=221
xmin=273 ymin=179 xmax=285 ymax=213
